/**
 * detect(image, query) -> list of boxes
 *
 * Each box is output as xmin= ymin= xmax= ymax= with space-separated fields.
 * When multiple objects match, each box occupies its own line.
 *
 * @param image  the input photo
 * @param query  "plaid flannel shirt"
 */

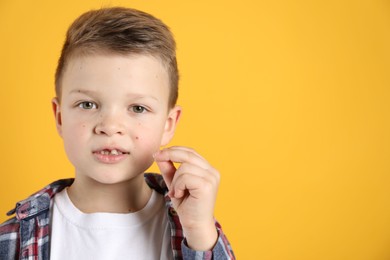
xmin=0 ymin=173 xmax=235 ymax=260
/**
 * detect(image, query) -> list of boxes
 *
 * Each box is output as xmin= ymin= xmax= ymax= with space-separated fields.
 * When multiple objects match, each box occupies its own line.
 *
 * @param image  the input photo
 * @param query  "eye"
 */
xmin=131 ymin=105 xmax=147 ymax=113
xmin=78 ymin=101 xmax=97 ymax=110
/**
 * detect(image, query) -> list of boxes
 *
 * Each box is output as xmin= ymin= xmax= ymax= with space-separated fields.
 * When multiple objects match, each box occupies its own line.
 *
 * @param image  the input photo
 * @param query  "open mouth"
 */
xmin=95 ymin=149 xmax=130 ymax=156
xmin=93 ymin=148 xmax=130 ymax=164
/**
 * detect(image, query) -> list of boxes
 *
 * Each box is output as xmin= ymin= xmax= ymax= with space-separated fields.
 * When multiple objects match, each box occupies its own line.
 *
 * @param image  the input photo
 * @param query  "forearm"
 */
xmin=184 ymin=220 xmax=218 ymax=251
xmin=182 ymin=221 xmax=235 ymax=260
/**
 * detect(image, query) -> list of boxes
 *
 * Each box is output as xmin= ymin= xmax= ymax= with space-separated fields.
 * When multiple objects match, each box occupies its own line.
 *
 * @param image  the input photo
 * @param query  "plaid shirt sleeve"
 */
xmin=181 ymin=224 xmax=235 ymax=260
xmin=0 ymin=217 xmax=20 ymax=259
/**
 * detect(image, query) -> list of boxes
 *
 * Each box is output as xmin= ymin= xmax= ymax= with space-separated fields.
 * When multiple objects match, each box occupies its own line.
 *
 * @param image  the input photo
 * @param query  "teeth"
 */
xmin=99 ymin=149 xmax=123 ymax=155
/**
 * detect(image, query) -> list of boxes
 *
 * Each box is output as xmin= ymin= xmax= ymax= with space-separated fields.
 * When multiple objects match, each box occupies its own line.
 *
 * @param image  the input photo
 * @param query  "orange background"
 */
xmin=1 ymin=1 xmax=389 ymax=259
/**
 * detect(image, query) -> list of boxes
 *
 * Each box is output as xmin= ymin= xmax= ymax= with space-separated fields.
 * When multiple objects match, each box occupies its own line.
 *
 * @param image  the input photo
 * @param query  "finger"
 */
xmin=168 ymin=146 xmax=207 ymax=160
xmin=155 ymin=159 xmax=176 ymax=189
xmin=171 ymin=172 xmax=217 ymax=200
xmin=171 ymin=165 xmax=219 ymax=197
xmin=172 ymin=163 xmax=219 ymax=186
xmin=167 ymin=146 xmax=209 ymax=164
xmin=171 ymin=172 xmax=204 ymax=199
xmin=154 ymin=147 xmax=210 ymax=170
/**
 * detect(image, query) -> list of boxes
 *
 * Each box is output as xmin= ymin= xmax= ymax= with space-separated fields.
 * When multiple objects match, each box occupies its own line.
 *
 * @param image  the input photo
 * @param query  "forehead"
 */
xmin=63 ymin=53 xmax=169 ymax=82
xmin=61 ymin=53 xmax=170 ymax=98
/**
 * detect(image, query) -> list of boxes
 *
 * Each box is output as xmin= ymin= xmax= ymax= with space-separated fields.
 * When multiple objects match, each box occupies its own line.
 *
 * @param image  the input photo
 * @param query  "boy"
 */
xmin=0 ymin=7 xmax=235 ymax=260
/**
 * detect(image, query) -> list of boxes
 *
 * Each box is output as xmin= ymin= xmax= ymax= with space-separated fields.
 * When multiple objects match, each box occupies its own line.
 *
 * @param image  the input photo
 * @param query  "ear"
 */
xmin=160 ymin=106 xmax=182 ymax=146
xmin=51 ymin=97 xmax=63 ymax=137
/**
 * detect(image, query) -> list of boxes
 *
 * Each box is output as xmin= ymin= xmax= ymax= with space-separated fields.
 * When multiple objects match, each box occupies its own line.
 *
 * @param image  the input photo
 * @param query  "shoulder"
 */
xmin=0 ymin=179 xmax=74 ymax=258
xmin=2 ymin=178 xmax=74 ymax=221
xmin=0 ymin=215 xmax=19 ymax=233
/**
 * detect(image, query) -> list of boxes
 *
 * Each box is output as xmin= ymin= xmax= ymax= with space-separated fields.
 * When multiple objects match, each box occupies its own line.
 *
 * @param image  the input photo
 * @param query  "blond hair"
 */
xmin=55 ymin=7 xmax=178 ymax=107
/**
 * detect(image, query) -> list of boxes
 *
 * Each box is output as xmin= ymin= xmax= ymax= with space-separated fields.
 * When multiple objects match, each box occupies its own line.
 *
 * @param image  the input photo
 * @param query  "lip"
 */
xmin=92 ymin=146 xmax=130 ymax=164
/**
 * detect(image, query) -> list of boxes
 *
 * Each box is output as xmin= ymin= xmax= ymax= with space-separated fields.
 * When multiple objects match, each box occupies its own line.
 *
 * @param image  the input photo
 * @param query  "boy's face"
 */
xmin=52 ymin=54 xmax=181 ymax=185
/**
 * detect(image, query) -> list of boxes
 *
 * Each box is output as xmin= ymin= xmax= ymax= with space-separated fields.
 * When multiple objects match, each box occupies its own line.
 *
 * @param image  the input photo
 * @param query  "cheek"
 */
xmin=62 ymin=122 xmax=91 ymax=164
xmin=133 ymin=126 xmax=163 ymax=149
xmin=62 ymin=121 xmax=90 ymax=147
xmin=64 ymin=121 xmax=89 ymax=136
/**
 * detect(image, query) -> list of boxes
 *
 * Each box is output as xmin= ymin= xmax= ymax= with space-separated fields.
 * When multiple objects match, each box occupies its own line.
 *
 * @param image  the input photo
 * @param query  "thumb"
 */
xmin=155 ymin=157 xmax=176 ymax=189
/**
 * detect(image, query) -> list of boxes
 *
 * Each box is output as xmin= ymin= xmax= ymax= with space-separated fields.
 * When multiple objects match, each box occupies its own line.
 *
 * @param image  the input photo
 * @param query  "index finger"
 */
xmin=154 ymin=147 xmax=210 ymax=170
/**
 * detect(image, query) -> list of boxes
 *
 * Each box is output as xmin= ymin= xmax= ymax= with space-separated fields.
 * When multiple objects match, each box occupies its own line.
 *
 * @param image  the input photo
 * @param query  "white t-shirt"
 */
xmin=50 ymin=188 xmax=173 ymax=260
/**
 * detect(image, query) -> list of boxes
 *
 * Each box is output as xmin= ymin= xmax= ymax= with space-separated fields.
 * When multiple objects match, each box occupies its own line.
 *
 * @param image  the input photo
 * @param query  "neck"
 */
xmin=67 ymin=174 xmax=152 ymax=214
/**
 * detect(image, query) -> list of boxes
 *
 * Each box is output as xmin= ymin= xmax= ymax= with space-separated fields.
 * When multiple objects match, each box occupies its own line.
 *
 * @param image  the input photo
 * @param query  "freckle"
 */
xmin=82 ymin=124 xmax=85 ymax=127
xmin=135 ymin=136 xmax=139 ymax=140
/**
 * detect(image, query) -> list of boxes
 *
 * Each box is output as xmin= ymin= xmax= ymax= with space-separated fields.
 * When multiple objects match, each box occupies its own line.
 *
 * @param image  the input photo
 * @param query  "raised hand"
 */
xmin=154 ymin=146 xmax=220 ymax=251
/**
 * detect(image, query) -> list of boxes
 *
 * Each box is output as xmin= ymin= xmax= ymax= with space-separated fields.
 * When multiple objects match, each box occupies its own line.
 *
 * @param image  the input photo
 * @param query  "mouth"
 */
xmin=92 ymin=148 xmax=130 ymax=164
xmin=95 ymin=149 xmax=129 ymax=156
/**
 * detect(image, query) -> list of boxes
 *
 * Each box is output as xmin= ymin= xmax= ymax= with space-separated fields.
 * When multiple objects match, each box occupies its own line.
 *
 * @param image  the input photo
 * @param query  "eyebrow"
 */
xmin=69 ymin=89 xmax=159 ymax=101
xmin=69 ymin=89 xmax=95 ymax=96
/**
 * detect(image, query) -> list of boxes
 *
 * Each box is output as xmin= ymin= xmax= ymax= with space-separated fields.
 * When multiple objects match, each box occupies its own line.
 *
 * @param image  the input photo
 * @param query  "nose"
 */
xmin=94 ymin=112 xmax=126 ymax=136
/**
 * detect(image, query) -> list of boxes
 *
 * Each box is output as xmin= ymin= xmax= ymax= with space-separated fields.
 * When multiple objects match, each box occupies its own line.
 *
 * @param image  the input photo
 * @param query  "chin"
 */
xmin=88 ymin=171 xmax=143 ymax=186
